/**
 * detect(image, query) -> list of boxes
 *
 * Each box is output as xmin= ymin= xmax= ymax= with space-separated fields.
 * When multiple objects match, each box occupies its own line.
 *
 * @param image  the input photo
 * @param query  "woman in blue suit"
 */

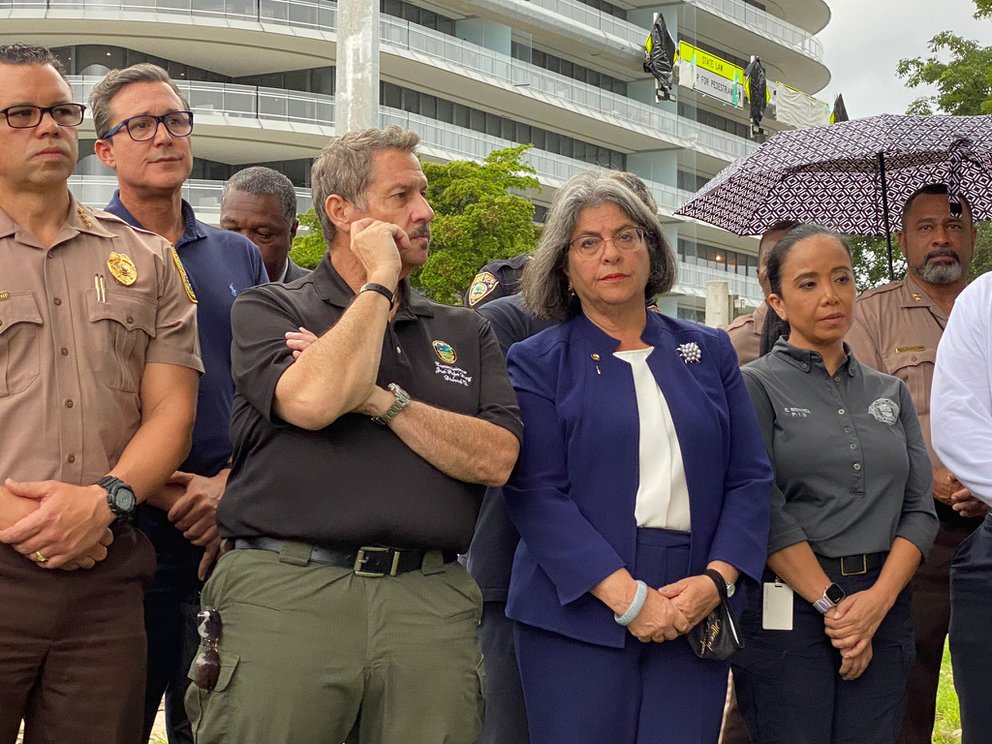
xmin=503 ymin=172 xmax=772 ymax=744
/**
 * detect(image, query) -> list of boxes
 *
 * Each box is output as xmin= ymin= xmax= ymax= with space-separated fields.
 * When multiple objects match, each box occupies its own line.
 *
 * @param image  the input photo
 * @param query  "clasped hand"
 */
xmin=627 ymin=588 xmax=691 ymax=643
xmin=824 ymin=588 xmax=889 ymax=681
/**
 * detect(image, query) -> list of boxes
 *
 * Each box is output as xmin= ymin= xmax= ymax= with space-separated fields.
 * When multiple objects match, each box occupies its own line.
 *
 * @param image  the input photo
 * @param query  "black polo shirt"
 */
xmin=217 ymin=254 xmax=523 ymax=551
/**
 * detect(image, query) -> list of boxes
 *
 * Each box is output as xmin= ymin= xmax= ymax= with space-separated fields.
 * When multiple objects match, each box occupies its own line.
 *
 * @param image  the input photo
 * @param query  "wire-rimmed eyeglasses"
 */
xmin=0 ymin=103 xmax=86 ymax=129
xmin=100 ymin=110 xmax=194 ymax=142
xmin=568 ymin=226 xmax=646 ymax=260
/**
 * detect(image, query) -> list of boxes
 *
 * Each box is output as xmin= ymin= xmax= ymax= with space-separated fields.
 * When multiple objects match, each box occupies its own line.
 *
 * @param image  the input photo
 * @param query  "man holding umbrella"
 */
xmin=847 ymin=182 xmax=986 ymax=744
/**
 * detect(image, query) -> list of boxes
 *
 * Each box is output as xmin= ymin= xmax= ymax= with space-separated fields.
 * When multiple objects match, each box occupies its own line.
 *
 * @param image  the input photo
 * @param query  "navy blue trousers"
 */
xmin=514 ymin=529 xmax=728 ymax=744
xmin=949 ymin=513 xmax=992 ymax=744
xmin=732 ymin=566 xmax=914 ymax=744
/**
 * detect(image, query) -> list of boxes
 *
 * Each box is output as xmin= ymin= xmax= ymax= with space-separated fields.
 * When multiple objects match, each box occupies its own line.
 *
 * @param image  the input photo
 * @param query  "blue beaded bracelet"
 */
xmin=614 ymin=579 xmax=649 ymax=627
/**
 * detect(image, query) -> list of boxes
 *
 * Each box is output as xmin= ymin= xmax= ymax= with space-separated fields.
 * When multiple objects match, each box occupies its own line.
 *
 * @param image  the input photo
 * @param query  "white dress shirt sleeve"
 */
xmin=932 ymin=273 xmax=992 ymax=506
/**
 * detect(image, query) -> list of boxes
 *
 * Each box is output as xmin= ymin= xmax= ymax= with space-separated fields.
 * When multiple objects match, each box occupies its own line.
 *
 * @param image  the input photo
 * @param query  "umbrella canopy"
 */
xmin=676 ymin=113 xmax=992 ymax=238
xmin=643 ymin=13 xmax=677 ymax=101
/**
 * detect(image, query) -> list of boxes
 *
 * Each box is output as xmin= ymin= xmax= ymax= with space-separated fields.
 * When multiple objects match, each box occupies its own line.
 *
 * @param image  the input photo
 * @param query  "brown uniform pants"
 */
xmin=0 ymin=525 xmax=155 ymax=744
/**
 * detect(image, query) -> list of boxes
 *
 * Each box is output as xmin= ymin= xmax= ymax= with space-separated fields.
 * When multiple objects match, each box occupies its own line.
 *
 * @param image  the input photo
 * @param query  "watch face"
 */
xmin=112 ymin=485 xmax=136 ymax=514
xmin=825 ymin=583 xmax=846 ymax=604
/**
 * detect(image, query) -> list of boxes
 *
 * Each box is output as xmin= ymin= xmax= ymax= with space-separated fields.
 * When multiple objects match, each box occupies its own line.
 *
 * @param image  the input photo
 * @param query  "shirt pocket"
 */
xmin=87 ymin=291 xmax=158 ymax=393
xmin=0 ymin=292 xmax=43 ymax=397
xmin=883 ymin=348 xmax=935 ymax=417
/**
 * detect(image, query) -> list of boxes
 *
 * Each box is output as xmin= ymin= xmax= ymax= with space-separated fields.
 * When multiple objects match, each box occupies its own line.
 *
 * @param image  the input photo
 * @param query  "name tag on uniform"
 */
xmin=762 ymin=580 xmax=794 ymax=631
xmin=895 ymin=345 xmax=926 ymax=353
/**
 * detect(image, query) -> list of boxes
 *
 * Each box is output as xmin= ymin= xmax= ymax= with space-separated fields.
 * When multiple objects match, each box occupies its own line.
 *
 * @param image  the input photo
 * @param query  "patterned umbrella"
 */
xmin=675 ymin=113 xmax=992 ymax=275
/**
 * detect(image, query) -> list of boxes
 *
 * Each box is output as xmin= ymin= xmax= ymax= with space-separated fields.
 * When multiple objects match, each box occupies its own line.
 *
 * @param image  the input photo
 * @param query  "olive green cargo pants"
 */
xmin=186 ymin=544 xmax=485 ymax=744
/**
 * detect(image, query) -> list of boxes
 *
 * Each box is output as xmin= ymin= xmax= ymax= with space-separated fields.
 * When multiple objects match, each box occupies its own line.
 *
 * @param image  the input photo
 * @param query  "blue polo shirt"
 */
xmin=105 ymin=192 xmax=268 ymax=477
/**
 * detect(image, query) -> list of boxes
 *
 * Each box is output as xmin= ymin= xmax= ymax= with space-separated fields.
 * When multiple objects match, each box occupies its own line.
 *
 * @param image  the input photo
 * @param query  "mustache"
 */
xmin=408 ymin=225 xmax=431 ymax=240
xmin=924 ymin=248 xmax=960 ymax=263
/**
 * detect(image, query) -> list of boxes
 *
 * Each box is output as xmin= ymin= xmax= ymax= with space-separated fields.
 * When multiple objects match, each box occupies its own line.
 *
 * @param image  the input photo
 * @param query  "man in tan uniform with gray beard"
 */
xmin=847 ymin=183 xmax=986 ymax=744
xmin=0 ymin=43 xmax=201 ymax=744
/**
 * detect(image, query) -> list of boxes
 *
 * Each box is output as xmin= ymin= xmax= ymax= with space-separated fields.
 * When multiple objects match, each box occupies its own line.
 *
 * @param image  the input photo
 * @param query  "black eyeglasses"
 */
xmin=100 ymin=110 xmax=194 ymax=141
xmin=191 ymin=607 xmax=222 ymax=692
xmin=0 ymin=103 xmax=86 ymax=129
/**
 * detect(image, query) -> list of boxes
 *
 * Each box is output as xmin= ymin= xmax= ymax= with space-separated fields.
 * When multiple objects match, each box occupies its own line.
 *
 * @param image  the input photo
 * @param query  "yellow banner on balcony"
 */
xmin=678 ymin=41 xmax=743 ymax=83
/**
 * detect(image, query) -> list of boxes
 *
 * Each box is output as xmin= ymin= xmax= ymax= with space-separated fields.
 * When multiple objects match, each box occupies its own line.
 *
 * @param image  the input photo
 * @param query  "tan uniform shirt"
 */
xmin=0 ymin=194 xmax=202 ymax=487
xmin=847 ymin=275 xmax=945 ymax=472
xmin=724 ymin=302 xmax=769 ymax=367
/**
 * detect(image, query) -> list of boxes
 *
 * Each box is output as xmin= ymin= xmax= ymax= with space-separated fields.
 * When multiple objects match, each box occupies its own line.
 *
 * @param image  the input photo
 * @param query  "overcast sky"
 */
xmin=817 ymin=0 xmax=992 ymax=117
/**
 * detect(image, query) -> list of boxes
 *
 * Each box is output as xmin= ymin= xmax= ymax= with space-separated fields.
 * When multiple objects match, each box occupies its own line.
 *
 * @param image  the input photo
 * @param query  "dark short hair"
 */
xmin=902 ymin=183 xmax=972 ymax=225
xmin=223 ymin=166 xmax=297 ymax=225
xmin=0 ymin=43 xmax=67 ymax=80
xmin=521 ymin=171 xmax=676 ymax=320
xmin=765 ymin=224 xmax=851 ymax=298
xmin=90 ymin=63 xmax=189 ymax=140
xmin=758 ymin=220 xmax=801 ymax=261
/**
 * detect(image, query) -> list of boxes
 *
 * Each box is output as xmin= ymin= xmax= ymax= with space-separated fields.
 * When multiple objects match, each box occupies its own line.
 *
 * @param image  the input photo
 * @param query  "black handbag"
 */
xmin=686 ymin=569 xmax=744 ymax=660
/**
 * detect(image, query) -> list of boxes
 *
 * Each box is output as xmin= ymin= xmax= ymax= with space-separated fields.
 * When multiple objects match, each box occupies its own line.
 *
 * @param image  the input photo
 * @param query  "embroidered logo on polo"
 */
xmin=467 ymin=272 xmax=498 ymax=307
xmin=784 ymin=406 xmax=812 ymax=418
xmin=868 ymin=398 xmax=899 ymax=425
xmin=432 ymin=340 xmax=457 ymax=364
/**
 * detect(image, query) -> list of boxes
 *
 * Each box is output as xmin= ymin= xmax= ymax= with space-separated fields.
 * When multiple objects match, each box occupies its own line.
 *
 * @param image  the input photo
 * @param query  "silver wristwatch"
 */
xmin=372 ymin=383 xmax=411 ymax=426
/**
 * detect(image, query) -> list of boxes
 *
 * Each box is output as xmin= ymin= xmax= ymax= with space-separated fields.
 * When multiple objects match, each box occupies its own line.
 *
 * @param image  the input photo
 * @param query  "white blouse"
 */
xmin=613 ymin=347 xmax=692 ymax=532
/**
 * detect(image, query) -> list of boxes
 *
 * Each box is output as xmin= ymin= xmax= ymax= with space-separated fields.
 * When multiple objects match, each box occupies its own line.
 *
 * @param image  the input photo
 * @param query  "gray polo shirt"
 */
xmin=742 ymin=339 xmax=936 ymax=558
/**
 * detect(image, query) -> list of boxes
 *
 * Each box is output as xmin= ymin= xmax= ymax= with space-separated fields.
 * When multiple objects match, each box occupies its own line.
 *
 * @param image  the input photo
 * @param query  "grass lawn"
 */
xmin=933 ymin=642 xmax=962 ymax=744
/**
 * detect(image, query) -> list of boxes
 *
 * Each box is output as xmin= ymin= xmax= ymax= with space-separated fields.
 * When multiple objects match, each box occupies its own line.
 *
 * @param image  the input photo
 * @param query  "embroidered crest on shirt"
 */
xmin=107 ymin=252 xmax=137 ymax=286
xmin=784 ymin=406 xmax=812 ymax=418
xmin=868 ymin=398 xmax=899 ymax=425
xmin=432 ymin=340 xmax=457 ymax=364
xmin=466 ymin=271 xmax=499 ymax=307
xmin=676 ymin=342 xmax=702 ymax=364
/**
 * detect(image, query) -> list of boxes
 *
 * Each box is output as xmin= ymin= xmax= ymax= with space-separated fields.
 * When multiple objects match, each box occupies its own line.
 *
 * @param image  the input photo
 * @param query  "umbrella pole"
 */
xmin=878 ymin=151 xmax=895 ymax=279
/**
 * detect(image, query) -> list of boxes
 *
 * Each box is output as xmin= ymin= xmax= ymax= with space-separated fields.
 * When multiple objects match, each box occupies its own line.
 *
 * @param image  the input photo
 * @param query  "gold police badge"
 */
xmin=107 ymin=252 xmax=137 ymax=286
xmin=171 ymin=248 xmax=198 ymax=304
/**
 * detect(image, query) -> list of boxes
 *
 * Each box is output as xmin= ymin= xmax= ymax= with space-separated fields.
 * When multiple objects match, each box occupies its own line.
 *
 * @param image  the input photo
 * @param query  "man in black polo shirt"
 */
xmin=187 ymin=125 xmax=522 ymax=744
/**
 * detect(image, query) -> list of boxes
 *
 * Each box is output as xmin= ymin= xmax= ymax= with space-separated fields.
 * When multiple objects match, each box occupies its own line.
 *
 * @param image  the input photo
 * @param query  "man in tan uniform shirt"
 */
xmin=0 ymin=44 xmax=201 ymax=744
xmin=725 ymin=221 xmax=798 ymax=367
xmin=846 ymin=184 xmax=986 ymax=744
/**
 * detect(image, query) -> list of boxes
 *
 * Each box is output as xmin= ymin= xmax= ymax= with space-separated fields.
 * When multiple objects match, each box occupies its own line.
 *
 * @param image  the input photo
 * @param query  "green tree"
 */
xmin=289 ymin=207 xmax=327 ymax=270
xmin=848 ymin=235 xmax=905 ymax=293
xmin=414 ymin=145 xmax=540 ymax=304
xmin=290 ymin=145 xmax=541 ymax=303
xmin=896 ymin=31 xmax=992 ymax=115
xmin=975 ymin=0 xmax=992 ymax=18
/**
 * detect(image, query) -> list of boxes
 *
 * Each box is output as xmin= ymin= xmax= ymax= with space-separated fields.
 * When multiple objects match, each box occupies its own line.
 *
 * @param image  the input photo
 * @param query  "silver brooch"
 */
xmin=677 ymin=342 xmax=702 ymax=364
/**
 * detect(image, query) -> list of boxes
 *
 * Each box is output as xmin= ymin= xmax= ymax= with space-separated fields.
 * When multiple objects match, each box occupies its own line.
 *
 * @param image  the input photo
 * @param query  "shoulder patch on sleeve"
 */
xmin=467 ymin=271 xmax=500 ymax=307
xmin=171 ymin=247 xmax=198 ymax=304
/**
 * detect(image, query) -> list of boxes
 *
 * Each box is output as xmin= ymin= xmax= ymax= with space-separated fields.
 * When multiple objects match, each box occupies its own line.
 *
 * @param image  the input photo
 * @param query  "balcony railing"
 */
xmin=688 ymin=0 xmax=824 ymax=62
xmin=68 ymin=175 xmax=315 ymax=216
xmin=676 ymin=260 xmax=762 ymax=303
xmin=12 ymin=0 xmax=760 ymax=163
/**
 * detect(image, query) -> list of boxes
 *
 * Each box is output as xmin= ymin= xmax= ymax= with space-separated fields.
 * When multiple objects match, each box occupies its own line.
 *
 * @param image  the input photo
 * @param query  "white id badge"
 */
xmin=762 ymin=581 xmax=794 ymax=631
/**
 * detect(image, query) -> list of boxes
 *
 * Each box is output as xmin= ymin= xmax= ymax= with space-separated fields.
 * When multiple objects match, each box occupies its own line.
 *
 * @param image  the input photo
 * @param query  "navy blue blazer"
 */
xmin=504 ymin=311 xmax=772 ymax=648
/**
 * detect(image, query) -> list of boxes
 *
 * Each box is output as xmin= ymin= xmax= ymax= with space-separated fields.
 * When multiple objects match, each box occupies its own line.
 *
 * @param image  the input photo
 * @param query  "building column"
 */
xmin=336 ymin=0 xmax=380 ymax=132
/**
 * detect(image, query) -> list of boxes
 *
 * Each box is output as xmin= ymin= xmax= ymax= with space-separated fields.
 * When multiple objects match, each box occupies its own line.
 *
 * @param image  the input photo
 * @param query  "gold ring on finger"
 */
xmin=34 ymin=551 xmax=48 ymax=563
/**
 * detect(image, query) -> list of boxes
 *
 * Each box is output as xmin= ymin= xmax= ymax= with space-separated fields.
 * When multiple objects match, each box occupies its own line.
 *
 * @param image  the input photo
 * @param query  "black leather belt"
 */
xmin=231 ymin=537 xmax=457 ymax=577
xmin=815 ymin=552 xmax=887 ymax=576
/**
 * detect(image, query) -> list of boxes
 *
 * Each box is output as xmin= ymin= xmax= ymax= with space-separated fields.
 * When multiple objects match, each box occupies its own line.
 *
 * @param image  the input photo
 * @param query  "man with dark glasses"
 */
xmin=90 ymin=63 xmax=267 ymax=744
xmin=0 ymin=44 xmax=201 ymax=744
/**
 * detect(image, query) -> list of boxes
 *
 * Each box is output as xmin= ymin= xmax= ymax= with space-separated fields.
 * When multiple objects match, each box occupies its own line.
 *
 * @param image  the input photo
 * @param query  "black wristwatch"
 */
xmin=98 ymin=476 xmax=137 ymax=521
xmin=813 ymin=582 xmax=846 ymax=614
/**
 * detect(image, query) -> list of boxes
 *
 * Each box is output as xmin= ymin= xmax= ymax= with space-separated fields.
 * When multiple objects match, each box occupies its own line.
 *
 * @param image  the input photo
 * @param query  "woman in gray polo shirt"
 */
xmin=731 ymin=225 xmax=937 ymax=744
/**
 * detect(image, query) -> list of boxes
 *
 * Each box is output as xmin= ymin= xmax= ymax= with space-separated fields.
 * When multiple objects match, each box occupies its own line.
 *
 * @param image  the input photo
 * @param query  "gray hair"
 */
xmin=90 ymin=63 xmax=190 ymax=139
xmin=608 ymin=170 xmax=658 ymax=214
xmin=311 ymin=125 xmax=420 ymax=245
xmin=522 ymin=171 xmax=677 ymax=320
xmin=0 ymin=43 xmax=67 ymax=80
xmin=223 ymin=166 xmax=297 ymax=224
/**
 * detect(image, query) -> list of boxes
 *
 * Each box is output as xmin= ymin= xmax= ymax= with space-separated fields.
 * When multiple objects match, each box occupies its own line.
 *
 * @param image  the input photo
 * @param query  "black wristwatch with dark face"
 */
xmin=98 ymin=476 xmax=137 ymax=521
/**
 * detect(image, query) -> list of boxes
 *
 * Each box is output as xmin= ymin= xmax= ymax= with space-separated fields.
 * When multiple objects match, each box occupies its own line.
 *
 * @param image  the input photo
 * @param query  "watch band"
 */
xmin=359 ymin=282 xmax=394 ymax=304
xmin=372 ymin=383 xmax=411 ymax=426
xmin=813 ymin=595 xmax=835 ymax=614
